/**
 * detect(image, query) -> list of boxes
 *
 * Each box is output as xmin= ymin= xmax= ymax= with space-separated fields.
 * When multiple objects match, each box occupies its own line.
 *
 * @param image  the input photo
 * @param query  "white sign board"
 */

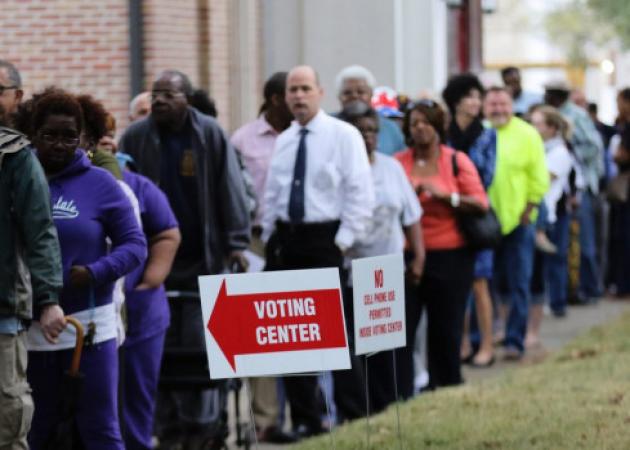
xmin=352 ymin=253 xmax=406 ymax=355
xmin=198 ymin=268 xmax=351 ymax=379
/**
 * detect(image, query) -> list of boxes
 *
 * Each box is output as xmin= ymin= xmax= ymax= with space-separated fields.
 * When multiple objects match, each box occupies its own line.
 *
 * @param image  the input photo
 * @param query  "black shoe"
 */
xmin=552 ymin=309 xmax=567 ymax=318
xmin=587 ymin=296 xmax=601 ymax=304
xmin=259 ymin=426 xmax=298 ymax=444
xmin=568 ymin=294 xmax=590 ymax=306
xmin=293 ymin=424 xmax=325 ymax=440
xmin=469 ymin=355 xmax=495 ymax=368
xmin=502 ymin=346 xmax=523 ymax=361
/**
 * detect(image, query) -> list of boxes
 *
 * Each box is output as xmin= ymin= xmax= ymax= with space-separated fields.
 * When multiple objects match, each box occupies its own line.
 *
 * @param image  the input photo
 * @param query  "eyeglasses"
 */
xmin=0 ymin=85 xmax=18 ymax=95
xmin=38 ymin=133 xmax=80 ymax=147
xmin=356 ymin=124 xmax=379 ymax=135
xmin=151 ymin=90 xmax=186 ymax=101
xmin=340 ymin=87 xmax=371 ymax=98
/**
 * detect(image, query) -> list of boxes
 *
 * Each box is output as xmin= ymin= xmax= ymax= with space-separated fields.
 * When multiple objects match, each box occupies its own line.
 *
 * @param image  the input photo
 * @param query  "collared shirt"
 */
xmin=231 ymin=115 xmax=279 ymax=224
xmin=488 ymin=116 xmax=550 ymax=235
xmin=262 ymin=109 xmax=375 ymax=249
xmin=512 ymin=90 xmax=543 ymax=116
xmin=559 ymin=101 xmax=604 ymax=194
xmin=347 ymin=152 xmax=421 ymax=259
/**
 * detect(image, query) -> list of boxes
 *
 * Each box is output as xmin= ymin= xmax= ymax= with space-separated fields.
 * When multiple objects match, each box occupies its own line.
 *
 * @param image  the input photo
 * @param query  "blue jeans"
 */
xmin=545 ymin=210 xmax=570 ymax=314
xmin=536 ymin=201 xmax=549 ymax=230
xmin=493 ymin=224 xmax=535 ymax=353
xmin=579 ymin=192 xmax=602 ymax=298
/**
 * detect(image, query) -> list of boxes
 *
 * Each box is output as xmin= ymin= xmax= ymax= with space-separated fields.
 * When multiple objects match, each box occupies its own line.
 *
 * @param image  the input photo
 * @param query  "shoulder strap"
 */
xmin=451 ymin=150 xmax=459 ymax=177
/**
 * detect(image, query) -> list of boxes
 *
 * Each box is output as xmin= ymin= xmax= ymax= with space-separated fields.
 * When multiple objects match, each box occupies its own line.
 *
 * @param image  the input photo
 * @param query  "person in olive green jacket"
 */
xmin=0 ymin=59 xmax=65 ymax=449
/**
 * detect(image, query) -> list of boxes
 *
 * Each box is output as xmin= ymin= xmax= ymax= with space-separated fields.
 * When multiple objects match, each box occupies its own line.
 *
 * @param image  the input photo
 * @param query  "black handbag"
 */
xmin=451 ymin=152 xmax=502 ymax=250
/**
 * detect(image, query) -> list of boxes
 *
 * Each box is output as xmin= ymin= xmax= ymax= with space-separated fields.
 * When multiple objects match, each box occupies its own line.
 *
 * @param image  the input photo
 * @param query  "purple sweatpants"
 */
xmin=122 ymin=331 xmax=166 ymax=450
xmin=27 ymin=338 xmax=124 ymax=450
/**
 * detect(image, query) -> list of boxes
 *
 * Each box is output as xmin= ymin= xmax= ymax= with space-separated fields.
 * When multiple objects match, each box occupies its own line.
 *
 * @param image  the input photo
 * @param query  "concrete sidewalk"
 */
xmin=224 ymin=298 xmax=630 ymax=449
xmin=463 ymin=298 xmax=630 ymax=383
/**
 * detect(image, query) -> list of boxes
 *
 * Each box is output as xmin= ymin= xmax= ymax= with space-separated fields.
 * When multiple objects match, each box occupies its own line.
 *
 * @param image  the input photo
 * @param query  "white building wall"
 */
xmin=262 ymin=0 xmax=448 ymax=111
xmin=482 ymin=0 xmax=619 ymax=123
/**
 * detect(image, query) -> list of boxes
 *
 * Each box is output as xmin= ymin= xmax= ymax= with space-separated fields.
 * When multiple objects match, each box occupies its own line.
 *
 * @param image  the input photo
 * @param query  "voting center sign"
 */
xmin=199 ymin=268 xmax=351 ymax=379
xmin=352 ymin=253 xmax=406 ymax=355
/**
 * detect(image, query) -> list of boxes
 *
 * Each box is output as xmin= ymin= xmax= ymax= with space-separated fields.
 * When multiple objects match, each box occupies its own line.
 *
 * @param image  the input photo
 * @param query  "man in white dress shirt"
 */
xmin=262 ymin=65 xmax=374 ymax=436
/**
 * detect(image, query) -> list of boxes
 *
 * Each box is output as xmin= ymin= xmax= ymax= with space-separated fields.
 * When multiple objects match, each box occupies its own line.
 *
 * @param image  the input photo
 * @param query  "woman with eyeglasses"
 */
xmin=16 ymin=89 xmax=146 ymax=450
xmin=442 ymin=74 xmax=497 ymax=367
xmin=394 ymin=99 xmax=488 ymax=392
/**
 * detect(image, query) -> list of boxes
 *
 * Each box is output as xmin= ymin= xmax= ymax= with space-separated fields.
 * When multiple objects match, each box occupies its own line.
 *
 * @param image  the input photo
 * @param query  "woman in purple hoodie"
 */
xmin=21 ymin=90 xmax=146 ymax=450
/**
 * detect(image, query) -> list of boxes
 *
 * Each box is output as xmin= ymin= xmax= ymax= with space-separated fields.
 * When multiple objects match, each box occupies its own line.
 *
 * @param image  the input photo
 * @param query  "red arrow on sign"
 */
xmin=207 ymin=279 xmax=347 ymax=371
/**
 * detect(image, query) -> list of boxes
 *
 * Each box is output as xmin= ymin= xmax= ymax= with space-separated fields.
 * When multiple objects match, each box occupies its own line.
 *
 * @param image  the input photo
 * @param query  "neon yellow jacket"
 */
xmin=488 ymin=116 xmax=550 ymax=235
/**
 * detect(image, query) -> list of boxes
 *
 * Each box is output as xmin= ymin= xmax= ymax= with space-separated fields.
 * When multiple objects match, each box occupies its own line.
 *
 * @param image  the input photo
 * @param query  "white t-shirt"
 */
xmin=544 ymin=137 xmax=574 ymax=223
xmin=346 ymin=152 xmax=422 ymax=263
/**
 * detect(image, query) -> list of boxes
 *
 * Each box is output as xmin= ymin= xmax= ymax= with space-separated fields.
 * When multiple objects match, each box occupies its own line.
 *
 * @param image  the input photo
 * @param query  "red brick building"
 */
xmin=3 ymin=0 xmax=484 ymax=134
xmin=2 ymin=0 xmax=264 ymax=132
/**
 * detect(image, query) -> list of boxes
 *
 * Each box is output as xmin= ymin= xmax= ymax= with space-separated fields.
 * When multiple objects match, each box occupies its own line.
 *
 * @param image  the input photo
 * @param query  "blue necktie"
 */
xmin=288 ymin=128 xmax=309 ymax=223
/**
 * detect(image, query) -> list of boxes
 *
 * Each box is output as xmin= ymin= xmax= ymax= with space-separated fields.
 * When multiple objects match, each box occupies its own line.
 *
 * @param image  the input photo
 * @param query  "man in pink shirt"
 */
xmin=229 ymin=71 xmax=294 ymax=444
xmin=231 ymin=72 xmax=293 ymax=230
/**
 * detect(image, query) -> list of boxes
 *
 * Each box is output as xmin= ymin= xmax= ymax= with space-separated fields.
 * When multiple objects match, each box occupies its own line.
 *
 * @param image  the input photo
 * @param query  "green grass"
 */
xmin=292 ymin=312 xmax=630 ymax=449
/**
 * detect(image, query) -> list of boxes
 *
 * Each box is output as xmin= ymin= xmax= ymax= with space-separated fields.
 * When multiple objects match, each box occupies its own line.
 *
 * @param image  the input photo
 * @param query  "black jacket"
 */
xmin=119 ymin=108 xmax=250 ymax=275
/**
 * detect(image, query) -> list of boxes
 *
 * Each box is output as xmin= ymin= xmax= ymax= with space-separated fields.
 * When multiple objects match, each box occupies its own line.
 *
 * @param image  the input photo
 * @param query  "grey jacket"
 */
xmin=560 ymin=101 xmax=604 ymax=194
xmin=0 ymin=127 xmax=63 ymax=319
xmin=119 ymin=108 xmax=251 ymax=274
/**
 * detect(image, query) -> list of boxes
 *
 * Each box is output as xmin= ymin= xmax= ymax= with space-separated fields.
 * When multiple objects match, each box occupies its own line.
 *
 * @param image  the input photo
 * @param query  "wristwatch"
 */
xmin=450 ymin=192 xmax=461 ymax=208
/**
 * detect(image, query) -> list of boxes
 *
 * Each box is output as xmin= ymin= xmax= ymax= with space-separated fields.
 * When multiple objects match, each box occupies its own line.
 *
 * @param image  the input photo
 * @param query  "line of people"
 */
xmin=1 ymin=55 xmax=627 ymax=450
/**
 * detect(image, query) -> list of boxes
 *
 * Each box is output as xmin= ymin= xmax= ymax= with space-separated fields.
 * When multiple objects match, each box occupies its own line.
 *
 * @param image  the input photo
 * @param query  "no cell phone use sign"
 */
xmin=198 ymin=268 xmax=351 ymax=379
xmin=352 ymin=253 xmax=406 ymax=355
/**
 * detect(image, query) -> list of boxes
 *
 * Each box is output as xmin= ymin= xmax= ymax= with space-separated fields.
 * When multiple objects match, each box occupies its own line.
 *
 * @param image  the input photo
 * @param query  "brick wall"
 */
xmin=0 ymin=0 xmax=263 ymax=133
xmin=143 ymin=0 xmax=200 ymax=91
xmin=1 ymin=0 xmax=131 ymax=131
xmin=206 ymin=0 xmax=232 ymax=129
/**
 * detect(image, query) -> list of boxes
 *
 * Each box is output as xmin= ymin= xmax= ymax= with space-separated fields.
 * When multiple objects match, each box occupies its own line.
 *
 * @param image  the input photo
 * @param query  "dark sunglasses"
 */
xmin=406 ymin=99 xmax=439 ymax=111
xmin=151 ymin=90 xmax=186 ymax=101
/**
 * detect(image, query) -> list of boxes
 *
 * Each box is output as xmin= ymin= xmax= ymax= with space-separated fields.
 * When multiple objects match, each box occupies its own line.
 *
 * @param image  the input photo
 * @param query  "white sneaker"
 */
xmin=414 ymin=370 xmax=429 ymax=394
xmin=535 ymin=232 xmax=557 ymax=254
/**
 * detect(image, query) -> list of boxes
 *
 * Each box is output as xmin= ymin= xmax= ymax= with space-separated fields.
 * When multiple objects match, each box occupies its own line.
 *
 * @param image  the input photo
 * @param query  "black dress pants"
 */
xmin=266 ymin=221 xmax=361 ymax=431
xmin=397 ymin=248 xmax=475 ymax=396
xmin=365 ymin=349 xmax=397 ymax=414
xmin=334 ymin=287 xmax=367 ymax=423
